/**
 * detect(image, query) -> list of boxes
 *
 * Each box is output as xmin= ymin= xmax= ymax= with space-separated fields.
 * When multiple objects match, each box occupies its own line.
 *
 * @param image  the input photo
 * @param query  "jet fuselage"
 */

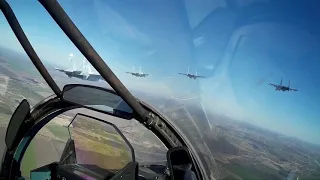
xmin=186 ymin=74 xmax=198 ymax=79
xmin=275 ymin=85 xmax=291 ymax=91
xmin=59 ymin=70 xmax=101 ymax=81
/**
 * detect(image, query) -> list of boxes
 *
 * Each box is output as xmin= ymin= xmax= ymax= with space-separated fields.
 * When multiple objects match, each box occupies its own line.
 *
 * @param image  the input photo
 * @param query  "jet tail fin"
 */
xmin=82 ymin=57 xmax=97 ymax=75
xmin=288 ymin=80 xmax=290 ymax=88
xmin=87 ymin=64 xmax=92 ymax=74
xmin=69 ymin=53 xmax=76 ymax=71
xmin=280 ymin=79 xmax=283 ymax=86
xmin=82 ymin=58 xmax=86 ymax=71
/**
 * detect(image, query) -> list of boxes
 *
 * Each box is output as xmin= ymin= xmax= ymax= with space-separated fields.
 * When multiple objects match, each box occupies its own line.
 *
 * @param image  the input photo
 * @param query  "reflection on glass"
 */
xmin=69 ymin=114 xmax=132 ymax=170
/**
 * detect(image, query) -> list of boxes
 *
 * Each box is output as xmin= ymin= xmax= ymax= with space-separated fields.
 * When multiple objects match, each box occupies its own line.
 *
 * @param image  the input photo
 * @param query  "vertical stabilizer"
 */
xmin=188 ymin=66 xmax=190 ymax=74
xmin=81 ymin=57 xmax=89 ymax=77
xmin=69 ymin=53 xmax=75 ymax=70
xmin=196 ymin=68 xmax=198 ymax=76
xmin=288 ymin=80 xmax=290 ymax=88
xmin=280 ymin=79 xmax=283 ymax=86
xmin=85 ymin=60 xmax=92 ymax=74
xmin=139 ymin=66 xmax=143 ymax=74
xmin=82 ymin=57 xmax=86 ymax=72
xmin=88 ymin=65 xmax=92 ymax=74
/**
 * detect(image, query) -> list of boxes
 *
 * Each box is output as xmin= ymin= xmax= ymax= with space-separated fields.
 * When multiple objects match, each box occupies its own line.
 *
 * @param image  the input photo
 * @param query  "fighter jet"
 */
xmin=55 ymin=54 xmax=103 ymax=82
xmin=126 ymin=66 xmax=149 ymax=77
xmin=178 ymin=66 xmax=205 ymax=80
xmin=268 ymin=79 xmax=298 ymax=92
xmin=54 ymin=53 xmax=83 ymax=77
xmin=79 ymin=58 xmax=104 ymax=81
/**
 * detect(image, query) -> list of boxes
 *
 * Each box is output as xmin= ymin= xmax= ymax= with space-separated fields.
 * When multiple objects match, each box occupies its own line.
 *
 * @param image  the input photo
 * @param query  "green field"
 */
xmin=17 ymin=118 xmax=131 ymax=178
xmin=0 ymin=103 xmax=12 ymax=116
xmin=7 ymin=63 xmax=39 ymax=77
xmin=47 ymin=124 xmax=70 ymax=141
xmin=0 ymin=47 xmax=40 ymax=77
xmin=20 ymin=123 xmax=68 ymax=178
xmin=21 ymin=141 xmax=36 ymax=178
xmin=300 ymin=173 xmax=320 ymax=180
xmin=226 ymin=165 xmax=262 ymax=180
xmin=224 ymin=164 xmax=283 ymax=180
xmin=0 ymin=112 xmax=11 ymax=123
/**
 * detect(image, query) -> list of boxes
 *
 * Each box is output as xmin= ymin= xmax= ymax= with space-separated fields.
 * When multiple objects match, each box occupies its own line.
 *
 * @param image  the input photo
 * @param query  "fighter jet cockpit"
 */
xmin=1 ymin=0 xmax=320 ymax=180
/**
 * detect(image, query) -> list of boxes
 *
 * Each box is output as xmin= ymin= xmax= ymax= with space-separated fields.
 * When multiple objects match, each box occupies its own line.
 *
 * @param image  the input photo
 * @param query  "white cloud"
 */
xmin=193 ymin=36 xmax=205 ymax=47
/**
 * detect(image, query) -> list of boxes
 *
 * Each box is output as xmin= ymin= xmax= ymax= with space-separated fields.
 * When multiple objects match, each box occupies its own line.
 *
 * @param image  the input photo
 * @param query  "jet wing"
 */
xmin=195 ymin=75 xmax=206 ymax=79
xmin=268 ymin=83 xmax=277 ymax=87
xmin=87 ymin=74 xmax=104 ymax=81
xmin=141 ymin=74 xmax=149 ymax=77
xmin=289 ymin=88 xmax=298 ymax=91
xmin=178 ymin=73 xmax=188 ymax=76
xmin=55 ymin=68 xmax=67 ymax=73
xmin=126 ymin=72 xmax=133 ymax=74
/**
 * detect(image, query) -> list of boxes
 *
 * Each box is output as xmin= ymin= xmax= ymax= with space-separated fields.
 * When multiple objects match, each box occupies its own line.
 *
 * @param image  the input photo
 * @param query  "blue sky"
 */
xmin=1 ymin=0 xmax=320 ymax=144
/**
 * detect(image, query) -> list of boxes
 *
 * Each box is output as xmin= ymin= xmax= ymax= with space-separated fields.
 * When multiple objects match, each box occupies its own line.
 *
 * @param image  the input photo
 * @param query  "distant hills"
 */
xmin=0 ymin=45 xmax=59 ymax=71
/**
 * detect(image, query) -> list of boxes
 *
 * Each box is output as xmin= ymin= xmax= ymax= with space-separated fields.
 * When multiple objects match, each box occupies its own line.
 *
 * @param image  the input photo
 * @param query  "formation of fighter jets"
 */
xmin=55 ymin=54 xmax=207 ymax=81
xmin=55 ymin=54 xmax=298 ymax=93
xmin=268 ymin=79 xmax=298 ymax=92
